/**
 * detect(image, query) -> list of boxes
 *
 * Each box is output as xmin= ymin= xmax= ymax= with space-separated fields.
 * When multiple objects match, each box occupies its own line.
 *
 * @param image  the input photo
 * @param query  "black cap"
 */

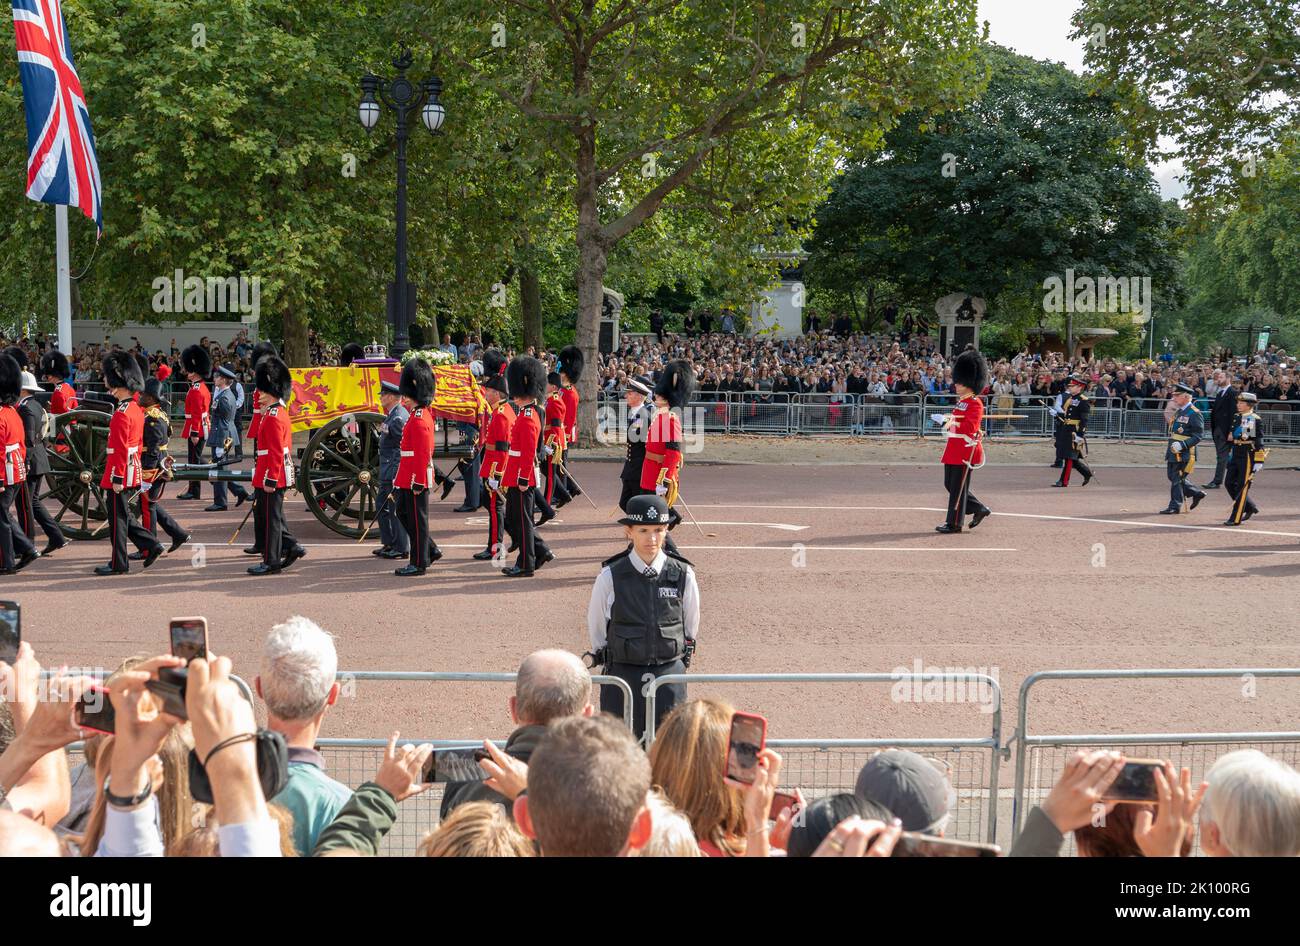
xmin=618 ymin=494 xmax=672 ymax=526
xmin=853 ymin=750 xmax=953 ymax=832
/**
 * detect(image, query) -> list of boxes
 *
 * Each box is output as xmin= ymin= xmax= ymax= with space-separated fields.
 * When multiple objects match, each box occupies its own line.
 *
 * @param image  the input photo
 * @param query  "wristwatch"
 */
xmin=103 ymin=774 xmax=153 ymax=809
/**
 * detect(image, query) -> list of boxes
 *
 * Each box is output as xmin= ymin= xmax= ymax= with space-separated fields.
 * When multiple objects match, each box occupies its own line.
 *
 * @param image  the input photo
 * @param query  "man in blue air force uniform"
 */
xmin=1160 ymin=383 xmax=1206 ymax=515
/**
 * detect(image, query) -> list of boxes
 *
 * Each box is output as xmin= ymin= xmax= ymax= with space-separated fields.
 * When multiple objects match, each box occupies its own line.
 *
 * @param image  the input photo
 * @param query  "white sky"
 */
xmin=978 ymin=0 xmax=1187 ymax=201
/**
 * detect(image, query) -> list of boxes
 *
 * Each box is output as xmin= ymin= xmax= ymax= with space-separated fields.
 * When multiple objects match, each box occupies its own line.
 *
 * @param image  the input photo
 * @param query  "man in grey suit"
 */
xmin=374 ymin=380 xmax=409 ymax=559
xmin=206 ymin=365 xmax=251 ymax=511
xmin=1203 ymin=369 xmax=1236 ymax=489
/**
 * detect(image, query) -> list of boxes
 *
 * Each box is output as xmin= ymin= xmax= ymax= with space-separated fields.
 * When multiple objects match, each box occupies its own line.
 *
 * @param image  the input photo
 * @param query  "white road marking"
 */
xmin=678 ymin=545 xmax=1016 ymax=552
xmin=1186 ymin=549 xmax=1300 ymax=555
xmin=693 ymin=521 xmax=809 ymax=531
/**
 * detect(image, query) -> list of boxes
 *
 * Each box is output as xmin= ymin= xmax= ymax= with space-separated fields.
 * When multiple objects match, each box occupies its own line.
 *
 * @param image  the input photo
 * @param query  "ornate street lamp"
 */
xmin=358 ymin=48 xmax=445 ymax=357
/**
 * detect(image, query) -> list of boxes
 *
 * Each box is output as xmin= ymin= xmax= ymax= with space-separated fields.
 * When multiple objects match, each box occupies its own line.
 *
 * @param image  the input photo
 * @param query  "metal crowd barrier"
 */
xmin=1010 ymin=668 xmax=1300 ymax=855
xmin=643 ymin=672 xmax=1003 ymax=844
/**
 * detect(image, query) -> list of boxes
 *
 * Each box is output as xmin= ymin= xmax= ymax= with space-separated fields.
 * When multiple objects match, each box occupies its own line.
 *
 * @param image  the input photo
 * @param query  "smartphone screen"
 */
xmin=169 ymin=617 xmax=208 ymax=663
xmin=769 ymin=790 xmax=799 ymax=821
xmin=1103 ymin=759 xmax=1163 ymax=802
xmin=893 ymin=832 xmax=1000 ymax=858
xmin=725 ymin=712 xmax=767 ymax=786
xmin=0 ymin=601 xmax=18 ymax=666
xmin=76 ymin=686 xmax=116 ymax=735
xmin=421 ymin=747 xmax=489 ymax=784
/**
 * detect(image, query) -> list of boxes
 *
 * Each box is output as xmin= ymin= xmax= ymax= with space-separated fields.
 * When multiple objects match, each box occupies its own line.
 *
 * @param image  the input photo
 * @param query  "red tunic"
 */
xmin=544 ymin=392 xmax=567 ymax=450
xmin=394 ymin=407 xmax=435 ymax=489
xmin=100 ymin=400 xmax=144 ymax=489
xmin=49 ymin=382 xmax=78 ymax=415
xmin=561 ymin=385 xmax=579 ymax=444
xmin=246 ymin=403 xmax=262 ymax=441
xmin=482 ymin=401 xmax=515 ymax=481
xmin=503 ymin=402 xmax=541 ymax=488
xmin=253 ymin=403 xmax=294 ymax=489
xmin=640 ymin=409 xmax=683 ymax=489
xmin=1 ymin=404 xmax=27 ymax=486
xmin=940 ymin=395 xmax=984 ymax=466
xmin=182 ymin=381 xmax=211 ymax=439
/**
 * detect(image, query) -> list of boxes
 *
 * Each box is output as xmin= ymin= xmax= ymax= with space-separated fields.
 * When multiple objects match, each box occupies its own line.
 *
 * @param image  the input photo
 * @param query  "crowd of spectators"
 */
xmin=3 ymin=618 xmax=1299 ymax=858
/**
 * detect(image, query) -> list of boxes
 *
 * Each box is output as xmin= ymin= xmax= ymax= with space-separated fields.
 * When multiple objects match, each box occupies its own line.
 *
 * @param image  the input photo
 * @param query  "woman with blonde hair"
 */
xmin=632 ymin=788 xmax=703 ymax=857
xmin=416 ymin=801 xmax=534 ymax=857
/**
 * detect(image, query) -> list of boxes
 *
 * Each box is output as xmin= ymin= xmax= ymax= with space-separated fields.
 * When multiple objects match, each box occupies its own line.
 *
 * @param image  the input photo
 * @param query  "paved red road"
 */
xmin=9 ymin=459 xmax=1300 ymax=752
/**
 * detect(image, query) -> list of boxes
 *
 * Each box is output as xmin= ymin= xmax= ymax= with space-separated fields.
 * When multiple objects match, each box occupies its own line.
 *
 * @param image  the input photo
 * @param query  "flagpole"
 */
xmin=55 ymin=204 xmax=73 ymax=353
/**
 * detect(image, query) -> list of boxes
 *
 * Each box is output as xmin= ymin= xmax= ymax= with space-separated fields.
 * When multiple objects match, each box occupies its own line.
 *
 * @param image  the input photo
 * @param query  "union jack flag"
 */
xmin=10 ymin=0 xmax=102 ymax=234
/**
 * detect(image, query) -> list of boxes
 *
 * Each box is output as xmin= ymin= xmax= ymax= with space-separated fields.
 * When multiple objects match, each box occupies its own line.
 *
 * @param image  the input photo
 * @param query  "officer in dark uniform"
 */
xmin=1051 ymin=374 xmax=1093 ymax=487
xmin=1161 ymin=382 xmax=1206 ymax=514
xmin=17 ymin=371 xmax=66 ymax=555
xmin=134 ymin=378 xmax=190 ymax=556
xmin=1223 ymin=391 xmax=1265 ymax=526
xmin=585 ymin=494 xmax=700 ymax=741
xmin=206 ymin=365 xmax=250 ymax=511
xmin=618 ymin=375 xmax=653 ymax=512
xmin=374 ymin=380 xmax=410 ymax=559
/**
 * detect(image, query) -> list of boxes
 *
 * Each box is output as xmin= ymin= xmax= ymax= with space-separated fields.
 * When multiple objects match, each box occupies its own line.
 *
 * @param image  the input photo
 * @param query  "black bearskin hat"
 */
xmin=39 ymin=350 xmax=70 ymax=380
xmin=0 ymin=353 xmax=20 ymax=405
xmin=653 ymin=360 xmax=695 ymax=409
xmin=506 ymin=356 xmax=547 ymax=402
xmin=546 ymin=371 xmax=562 ymax=388
xmin=133 ymin=352 xmax=150 ymax=380
xmin=951 ymin=348 xmax=989 ymax=394
xmin=481 ymin=349 xmax=507 ymax=378
xmin=251 ymin=340 xmax=278 ymax=368
xmin=340 ymin=343 xmax=365 ymax=367
xmin=399 ymin=357 xmax=435 ymax=407
xmin=182 ymin=344 xmax=212 ymax=379
xmin=256 ymin=355 xmax=293 ymax=402
xmin=558 ymin=345 xmax=584 ymax=383
xmin=4 ymin=346 xmax=27 ymax=370
xmin=102 ymin=351 xmax=145 ymax=393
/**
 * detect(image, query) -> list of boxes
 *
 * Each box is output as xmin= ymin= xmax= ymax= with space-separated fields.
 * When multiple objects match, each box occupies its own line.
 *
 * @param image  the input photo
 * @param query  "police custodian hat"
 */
xmin=619 ymin=494 xmax=671 ymax=526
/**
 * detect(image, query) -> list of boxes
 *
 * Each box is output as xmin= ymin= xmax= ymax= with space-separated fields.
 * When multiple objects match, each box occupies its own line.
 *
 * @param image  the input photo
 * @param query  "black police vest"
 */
xmin=605 ymin=554 xmax=688 ymax=666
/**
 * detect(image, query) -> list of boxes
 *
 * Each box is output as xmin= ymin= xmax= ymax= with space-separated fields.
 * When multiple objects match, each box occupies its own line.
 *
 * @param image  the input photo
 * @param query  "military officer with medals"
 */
xmin=1223 ymin=392 xmax=1266 ymax=526
xmin=1051 ymin=373 xmax=1094 ymax=487
xmin=248 ymin=356 xmax=304 ymax=575
xmin=133 ymin=378 xmax=190 ymax=557
xmin=618 ymin=375 xmax=653 ymax=512
xmin=1160 ymin=383 xmax=1206 ymax=515
xmin=374 ymin=380 xmax=410 ymax=560
xmin=585 ymin=494 xmax=700 ymax=741
xmin=17 ymin=370 xmax=66 ymax=555
xmin=392 ymin=358 xmax=442 ymax=577
xmin=206 ymin=365 xmax=251 ymax=511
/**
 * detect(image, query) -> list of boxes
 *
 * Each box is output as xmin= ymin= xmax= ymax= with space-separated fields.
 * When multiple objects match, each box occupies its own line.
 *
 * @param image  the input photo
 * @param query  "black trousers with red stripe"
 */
xmin=395 ymin=486 xmax=439 ymax=568
xmin=107 ymin=488 xmax=158 ymax=571
xmin=256 ymin=487 xmax=296 ymax=569
xmin=943 ymin=463 xmax=986 ymax=530
xmin=140 ymin=478 xmax=188 ymax=544
xmin=19 ymin=475 xmax=64 ymax=545
xmin=0 ymin=485 xmax=36 ymax=568
xmin=543 ymin=456 xmax=572 ymax=506
xmin=480 ymin=481 xmax=506 ymax=554
xmin=505 ymin=485 xmax=550 ymax=572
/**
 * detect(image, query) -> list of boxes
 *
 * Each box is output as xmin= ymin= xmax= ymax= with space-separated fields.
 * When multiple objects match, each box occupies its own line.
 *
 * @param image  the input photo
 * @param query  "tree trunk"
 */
xmin=520 ymin=262 xmax=542 ymax=351
xmin=574 ymin=120 xmax=606 ymax=448
xmin=282 ymin=306 xmax=309 ymax=367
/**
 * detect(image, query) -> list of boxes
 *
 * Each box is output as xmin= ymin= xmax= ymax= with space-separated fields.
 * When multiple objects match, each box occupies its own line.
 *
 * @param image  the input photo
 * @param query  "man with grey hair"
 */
xmin=256 ymin=615 xmax=351 ymax=855
xmin=1200 ymin=749 xmax=1300 ymax=857
xmin=441 ymin=649 xmax=593 ymax=819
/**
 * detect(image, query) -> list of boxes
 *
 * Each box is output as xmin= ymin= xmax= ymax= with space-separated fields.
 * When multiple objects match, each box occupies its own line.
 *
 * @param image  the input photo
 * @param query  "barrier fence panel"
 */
xmin=643 ymin=672 xmax=1003 ymax=844
xmin=732 ymin=393 xmax=792 ymax=434
xmin=858 ymin=395 xmax=923 ymax=435
xmin=1118 ymin=408 xmax=1173 ymax=440
xmin=687 ymin=397 xmax=734 ymax=435
xmin=792 ymin=394 xmax=857 ymax=434
xmin=1011 ymin=669 xmax=1300 ymax=855
xmin=1258 ymin=403 xmax=1300 ymax=446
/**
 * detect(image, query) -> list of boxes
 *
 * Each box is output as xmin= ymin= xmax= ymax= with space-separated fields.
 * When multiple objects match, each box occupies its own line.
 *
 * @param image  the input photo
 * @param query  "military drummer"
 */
xmin=1160 ymin=382 xmax=1206 ymax=515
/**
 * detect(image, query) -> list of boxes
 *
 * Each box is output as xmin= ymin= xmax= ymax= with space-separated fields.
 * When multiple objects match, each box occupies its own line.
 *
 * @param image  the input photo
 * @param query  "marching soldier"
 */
xmin=392 ymin=358 xmax=442 ymax=577
xmin=618 ymin=375 xmax=653 ymax=512
xmin=95 ymin=352 xmax=165 ymax=575
xmin=243 ymin=341 xmax=278 ymax=558
xmin=39 ymin=350 xmax=78 ymax=415
xmin=585 ymin=494 xmax=700 ymax=741
xmin=501 ymin=356 xmax=554 ymax=577
xmin=542 ymin=372 xmax=572 ymax=509
xmin=176 ymin=344 xmax=212 ymax=500
xmin=1051 ymin=373 xmax=1094 ymax=487
xmin=248 ymin=356 xmax=303 ymax=575
xmin=374 ymin=380 xmax=410 ymax=560
xmin=1160 ymin=383 xmax=1206 ymax=515
xmin=1223 ymin=392 xmax=1266 ymax=526
xmin=640 ymin=361 xmax=694 ymax=552
xmin=206 ymin=365 xmax=251 ymax=511
xmin=936 ymin=349 xmax=992 ymax=533
xmin=474 ymin=372 xmax=512 ymax=561
xmin=17 ymin=370 xmax=66 ymax=555
xmin=134 ymin=379 xmax=190 ymax=556
xmin=0 ymin=353 xmax=38 ymax=575
xmin=558 ymin=345 xmax=584 ymax=499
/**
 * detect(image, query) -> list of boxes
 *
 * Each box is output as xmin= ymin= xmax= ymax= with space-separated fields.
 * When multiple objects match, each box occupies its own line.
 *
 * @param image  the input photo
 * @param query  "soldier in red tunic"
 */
xmin=936 ymin=349 xmax=993 ymax=534
xmin=95 ymin=353 xmax=164 ymax=575
xmin=501 ymin=357 xmax=554 ymax=577
xmin=0 ymin=353 xmax=39 ymax=575
xmin=474 ymin=373 xmax=512 ymax=561
xmin=176 ymin=344 xmax=212 ymax=500
xmin=248 ymin=356 xmax=303 ymax=575
xmin=639 ymin=360 xmax=694 ymax=553
xmin=39 ymin=350 xmax=79 ymax=415
xmin=542 ymin=372 xmax=573 ymax=508
xmin=558 ymin=345 xmax=584 ymax=499
xmin=392 ymin=358 xmax=442 ymax=577
xmin=242 ymin=341 xmax=278 ymax=558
